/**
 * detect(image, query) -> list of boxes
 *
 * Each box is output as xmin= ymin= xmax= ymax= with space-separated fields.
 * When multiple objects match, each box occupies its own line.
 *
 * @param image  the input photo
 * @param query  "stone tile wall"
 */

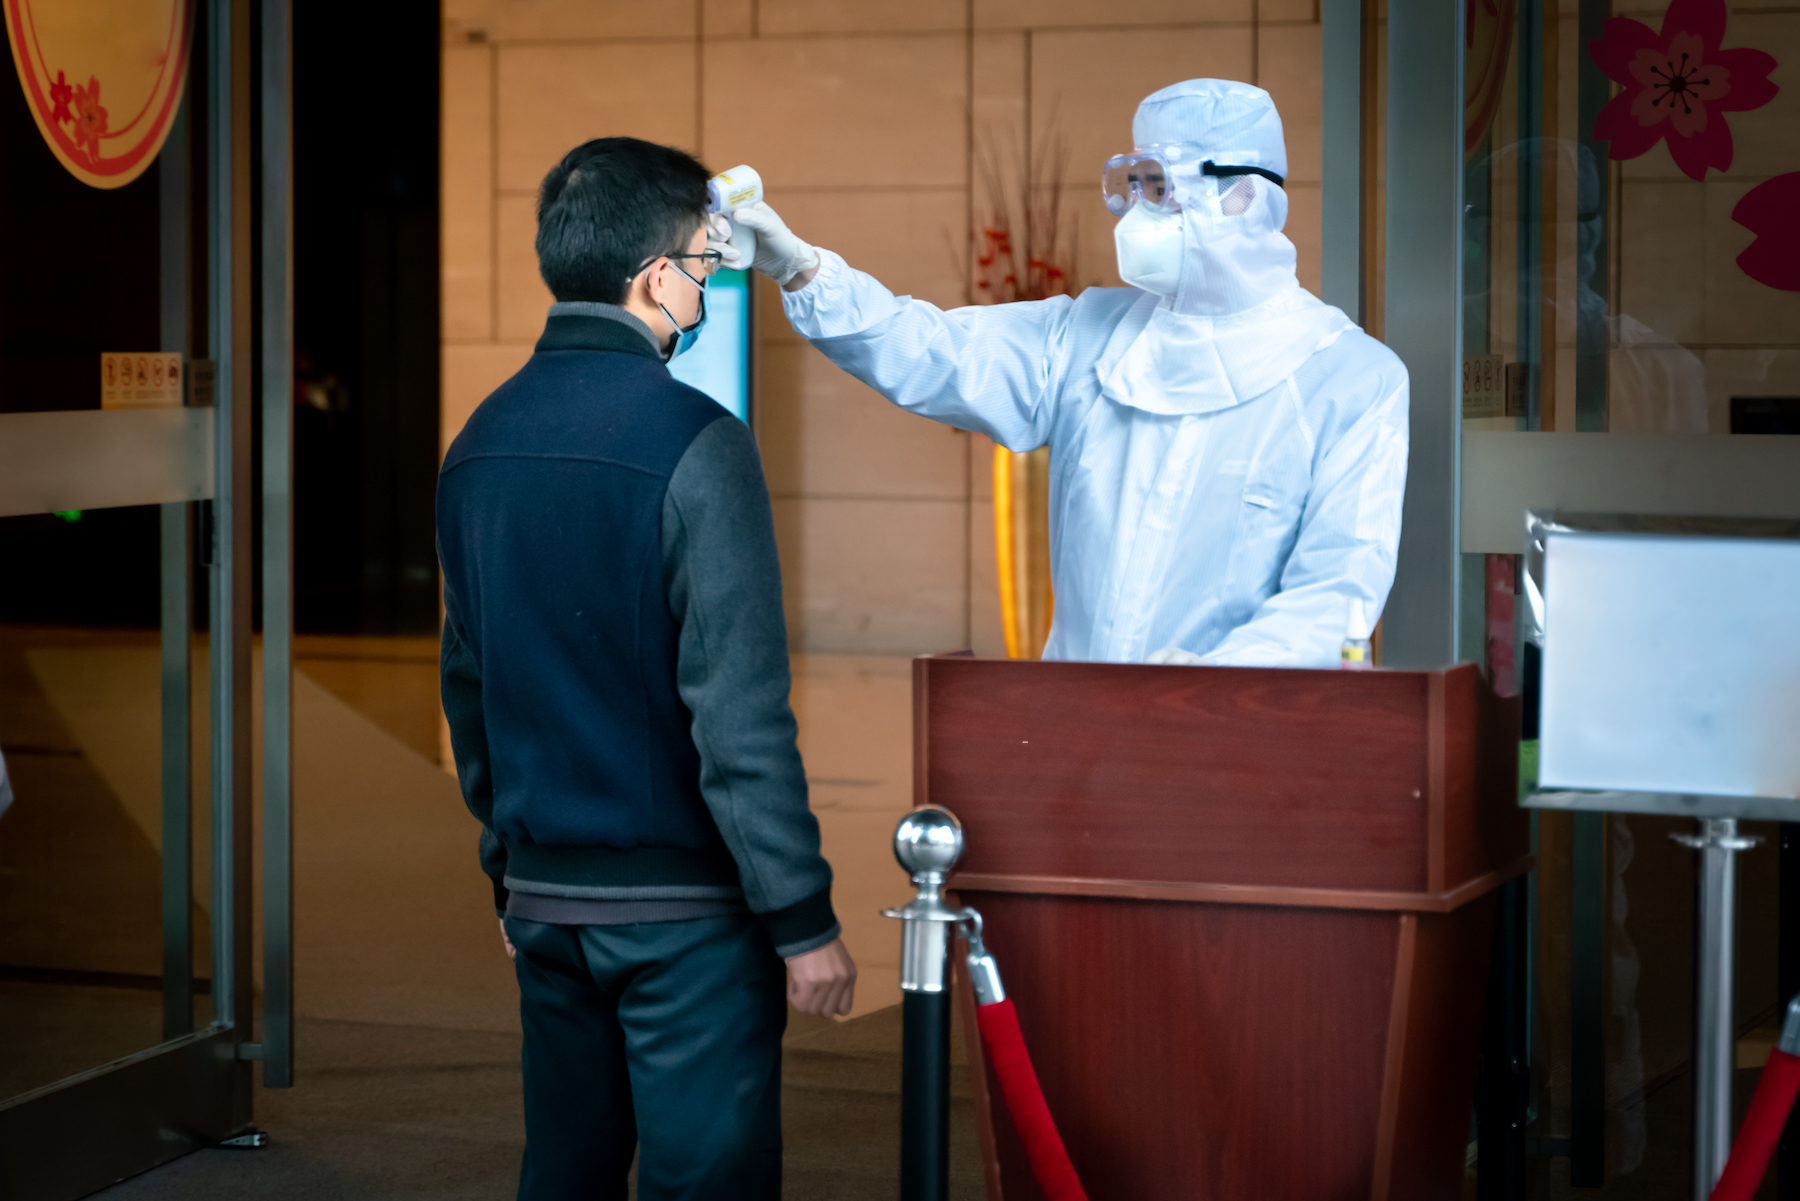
xmin=440 ymin=0 xmax=1325 ymax=654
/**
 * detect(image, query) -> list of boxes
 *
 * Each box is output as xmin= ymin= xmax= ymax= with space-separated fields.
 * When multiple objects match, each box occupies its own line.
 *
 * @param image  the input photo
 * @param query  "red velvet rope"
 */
xmin=1711 ymin=1048 xmax=1800 ymax=1201
xmin=974 ymin=998 xmax=1090 ymax=1201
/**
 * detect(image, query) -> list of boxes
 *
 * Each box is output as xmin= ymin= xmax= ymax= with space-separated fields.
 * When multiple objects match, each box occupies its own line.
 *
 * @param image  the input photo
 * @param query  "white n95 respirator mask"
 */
xmin=1113 ymin=203 xmax=1184 ymax=297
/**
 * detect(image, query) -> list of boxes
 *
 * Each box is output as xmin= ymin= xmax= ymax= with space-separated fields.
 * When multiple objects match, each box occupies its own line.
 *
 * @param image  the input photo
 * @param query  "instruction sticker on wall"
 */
xmin=101 ymin=352 xmax=184 ymax=408
xmin=1461 ymin=354 xmax=1505 ymax=419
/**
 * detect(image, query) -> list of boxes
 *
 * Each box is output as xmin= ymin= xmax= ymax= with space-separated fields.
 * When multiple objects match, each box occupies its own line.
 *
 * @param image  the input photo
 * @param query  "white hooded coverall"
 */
xmin=781 ymin=81 xmax=1410 ymax=666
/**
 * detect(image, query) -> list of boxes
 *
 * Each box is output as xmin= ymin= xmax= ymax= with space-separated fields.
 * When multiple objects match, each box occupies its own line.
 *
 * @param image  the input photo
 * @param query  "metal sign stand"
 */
xmin=1530 ymin=793 xmax=1768 ymax=1200
xmin=1673 ymin=818 xmax=1762 ymax=1195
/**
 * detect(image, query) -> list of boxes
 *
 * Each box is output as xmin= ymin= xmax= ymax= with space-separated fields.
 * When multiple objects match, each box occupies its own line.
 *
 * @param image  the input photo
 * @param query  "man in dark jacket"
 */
xmin=438 ymin=136 xmax=856 ymax=1201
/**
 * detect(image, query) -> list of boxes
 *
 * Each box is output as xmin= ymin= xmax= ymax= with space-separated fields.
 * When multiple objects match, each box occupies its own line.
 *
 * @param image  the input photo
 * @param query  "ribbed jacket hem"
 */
xmin=502 ymin=839 xmax=742 ymax=897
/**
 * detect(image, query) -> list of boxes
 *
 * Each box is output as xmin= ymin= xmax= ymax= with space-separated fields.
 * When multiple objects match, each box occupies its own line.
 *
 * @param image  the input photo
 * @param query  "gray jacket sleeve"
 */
xmin=663 ymin=415 xmax=840 ymax=958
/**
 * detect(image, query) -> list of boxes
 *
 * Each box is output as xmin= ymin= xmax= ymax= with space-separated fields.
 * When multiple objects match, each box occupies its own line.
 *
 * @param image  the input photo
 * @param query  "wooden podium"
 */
xmin=918 ymin=654 xmax=1528 ymax=1201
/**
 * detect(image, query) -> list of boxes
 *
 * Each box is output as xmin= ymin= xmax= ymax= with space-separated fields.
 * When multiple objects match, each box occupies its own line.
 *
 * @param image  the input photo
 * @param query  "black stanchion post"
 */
xmin=884 ymin=807 xmax=966 ymax=1201
xmin=902 ymin=989 xmax=952 ymax=1199
xmin=1478 ymin=875 xmax=1529 ymax=1199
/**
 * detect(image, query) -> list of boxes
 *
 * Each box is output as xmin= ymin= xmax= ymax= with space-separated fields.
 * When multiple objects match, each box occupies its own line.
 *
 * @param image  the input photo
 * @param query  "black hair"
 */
xmin=535 ymin=137 xmax=710 ymax=305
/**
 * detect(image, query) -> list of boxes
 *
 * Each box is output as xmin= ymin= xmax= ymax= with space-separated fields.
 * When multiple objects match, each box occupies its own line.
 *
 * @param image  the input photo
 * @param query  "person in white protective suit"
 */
xmin=719 ymin=80 xmax=1410 ymax=666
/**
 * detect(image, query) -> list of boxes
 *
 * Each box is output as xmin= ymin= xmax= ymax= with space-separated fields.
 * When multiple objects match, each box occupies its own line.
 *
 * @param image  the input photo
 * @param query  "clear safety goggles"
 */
xmin=1101 ymin=145 xmax=1287 ymax=216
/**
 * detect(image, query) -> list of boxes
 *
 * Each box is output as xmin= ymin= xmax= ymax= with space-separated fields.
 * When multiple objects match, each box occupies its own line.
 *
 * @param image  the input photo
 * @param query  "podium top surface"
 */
xmin=917 ymin=655 xmax=1527 ymax=912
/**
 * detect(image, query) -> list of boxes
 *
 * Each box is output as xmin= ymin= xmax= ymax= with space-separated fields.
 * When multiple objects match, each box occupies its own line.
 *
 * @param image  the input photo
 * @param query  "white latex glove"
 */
xmin=1146 ymin=646 xmax=1205 ymax=666
xmin=729 ymin=200 xmax=819 ymax=286
xmin=705 ymin=213 xmax=755 ymax=272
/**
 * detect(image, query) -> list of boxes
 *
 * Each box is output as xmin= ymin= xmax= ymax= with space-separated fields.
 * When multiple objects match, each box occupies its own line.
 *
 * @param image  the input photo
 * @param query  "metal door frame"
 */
xmin=0 ymin=0 xmax=293 ymax=1192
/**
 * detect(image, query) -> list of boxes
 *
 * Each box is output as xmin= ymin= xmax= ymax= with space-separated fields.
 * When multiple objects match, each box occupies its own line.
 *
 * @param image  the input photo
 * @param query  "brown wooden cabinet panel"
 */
xmin=919 ymin=656 xmax=1528 ymax=1199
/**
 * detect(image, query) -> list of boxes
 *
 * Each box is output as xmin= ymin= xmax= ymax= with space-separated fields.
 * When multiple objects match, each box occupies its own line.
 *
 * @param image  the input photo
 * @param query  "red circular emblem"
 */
xmin=5 ymin=0 xmax=195 ymax=189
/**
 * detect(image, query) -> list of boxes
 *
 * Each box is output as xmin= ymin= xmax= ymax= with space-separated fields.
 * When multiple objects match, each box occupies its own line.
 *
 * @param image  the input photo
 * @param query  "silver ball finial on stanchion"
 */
xmin=883 ymin=807 xmax=966 ymax=985
xmin=893 ymin=807 xmax=963 ymax=881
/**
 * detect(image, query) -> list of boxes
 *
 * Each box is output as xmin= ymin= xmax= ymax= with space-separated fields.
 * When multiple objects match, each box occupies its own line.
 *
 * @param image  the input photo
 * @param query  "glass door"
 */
xmin=0 ymin=1 xmax=292 ymax=1195
xmin=1450 ymin=0 xmax=1800 ymax=1194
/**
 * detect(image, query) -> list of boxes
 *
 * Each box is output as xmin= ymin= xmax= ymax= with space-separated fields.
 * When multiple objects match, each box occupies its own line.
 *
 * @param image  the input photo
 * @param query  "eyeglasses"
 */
xmin=636 ymin=249 xmax=725 ymax=280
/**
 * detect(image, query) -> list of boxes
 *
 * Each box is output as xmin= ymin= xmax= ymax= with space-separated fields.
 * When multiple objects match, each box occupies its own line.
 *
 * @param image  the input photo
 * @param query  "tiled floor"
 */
xmin=2 ymin=628 xmax=950 ymax=1198
xmin=10 ymin=629 xmax=1765 ymax=1200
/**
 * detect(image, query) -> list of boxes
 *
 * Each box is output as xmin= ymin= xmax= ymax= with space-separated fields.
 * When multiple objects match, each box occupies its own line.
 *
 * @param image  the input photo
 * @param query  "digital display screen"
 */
xmin=668 ymin=268 xmax=752 ymax=424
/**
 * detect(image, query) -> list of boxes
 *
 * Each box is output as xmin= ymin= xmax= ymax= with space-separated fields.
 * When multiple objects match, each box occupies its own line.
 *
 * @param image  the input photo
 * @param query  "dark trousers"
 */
xmin=506 ymin=913 xmax=787 ymax=1201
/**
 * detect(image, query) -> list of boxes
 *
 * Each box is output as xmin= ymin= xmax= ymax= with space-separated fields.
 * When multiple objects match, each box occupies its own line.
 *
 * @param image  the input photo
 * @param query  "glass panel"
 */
xmin=0 ymin=504 xmax=215 ymax=1102
xmin=1460 ymin=0 xmax=1798 ymax=1192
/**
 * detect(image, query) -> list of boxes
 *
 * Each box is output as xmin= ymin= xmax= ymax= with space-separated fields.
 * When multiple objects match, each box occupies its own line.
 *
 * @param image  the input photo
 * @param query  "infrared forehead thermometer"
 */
xmin=706 ymin=164 xmax=764 ymax=266
xmin=707 ymin=165 xmax=763 ymax=213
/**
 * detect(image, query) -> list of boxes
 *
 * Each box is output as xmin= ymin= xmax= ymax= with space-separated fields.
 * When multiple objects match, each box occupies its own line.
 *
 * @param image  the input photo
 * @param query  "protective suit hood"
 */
xmin=1099 ymin=79 xmax=1353 ymax=415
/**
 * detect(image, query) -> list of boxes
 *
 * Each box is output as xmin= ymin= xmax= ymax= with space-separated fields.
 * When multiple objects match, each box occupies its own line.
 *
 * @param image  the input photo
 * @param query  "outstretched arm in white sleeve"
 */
xmin=1200 ymin=380 xmax=1411 ymax=668
xmin=730 ymin=202 xmax=1073 ymax=452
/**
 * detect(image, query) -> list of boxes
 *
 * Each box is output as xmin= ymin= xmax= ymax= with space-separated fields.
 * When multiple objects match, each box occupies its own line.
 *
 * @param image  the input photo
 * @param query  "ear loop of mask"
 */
xmin=651 ymin=259 xmax=708 ymax=361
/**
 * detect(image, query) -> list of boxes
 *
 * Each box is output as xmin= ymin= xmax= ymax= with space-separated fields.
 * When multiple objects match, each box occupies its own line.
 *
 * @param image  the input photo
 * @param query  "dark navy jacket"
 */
xmin=437 ymin=313 xmax=837 ymax=958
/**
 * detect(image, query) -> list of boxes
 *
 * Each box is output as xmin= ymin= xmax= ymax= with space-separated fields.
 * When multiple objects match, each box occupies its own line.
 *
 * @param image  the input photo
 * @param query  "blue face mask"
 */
xmin=658 ymin=262 xmax=708 ymax=362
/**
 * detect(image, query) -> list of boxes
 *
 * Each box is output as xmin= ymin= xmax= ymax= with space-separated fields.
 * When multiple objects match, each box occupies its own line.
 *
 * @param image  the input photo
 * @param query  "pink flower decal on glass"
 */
xmin=1589 ymin=0 xmax=1778 ymax=181
xmin=48 ymin=71 xmax=73 ymax=125
xmin=69 ymin=76 xmax=108 ymax=162
xmin=1733 ymin=173 xmax=1800 ymax=292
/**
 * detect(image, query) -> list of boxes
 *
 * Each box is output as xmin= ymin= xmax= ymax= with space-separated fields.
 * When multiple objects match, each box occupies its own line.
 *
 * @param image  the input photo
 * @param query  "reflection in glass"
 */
xmin=1458 ymin=0 xmax=1795 ymax=1193
xmin=0 ymin=506 xmax=212 ymax=1102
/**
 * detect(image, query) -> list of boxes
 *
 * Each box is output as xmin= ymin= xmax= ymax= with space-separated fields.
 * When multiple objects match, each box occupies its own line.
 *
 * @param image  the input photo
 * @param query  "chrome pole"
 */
xmin=884 ymin=808 xmax=966 ymax=1201
xmin=1674 ymin=818 xmax=1761 ymax=1199
xmin=258 ymin=0 xmax=296 ymax=1090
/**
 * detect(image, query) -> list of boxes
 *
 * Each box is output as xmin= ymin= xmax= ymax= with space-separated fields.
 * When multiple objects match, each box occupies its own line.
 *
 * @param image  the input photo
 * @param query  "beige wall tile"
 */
xmin=1723 ymin=14 xmax=1799 ymax=179
xmin=1618 ymin=180 xmax=1707 ymax=346
xmin=442 ymin=45 xmax=495 ymax=342
xmin=772 ymin=497 xmax=969 ymax=653
xmin=441 ymin=342 xmax=536 ymax=454
xmin=972 ymin=32 xmax=1027 ymax=135
xmin=1256 ymin=21 xmax=1321 ymax=184
xmin=758 ymin=0 xmax=965 ymax=34
xmin=789 ymin=654 xmax=914 ymax=809
xmin=751 ymin=188 xmax=971 ymax=349
xmin=969 ymin=430 xmax=995 ymax=502
xmin=755 ymin=272 xmax=803 ymax=347
xmin=495 ymin=193 xmax=554 ymax=342
xmin=703 ymin=0 xmax=754 ymax=37
xmin=976 ymin=0 xmax=1253 ymax=29
xmin=1072 ymin=208 xmax=1127 ymax=291
xmin=1286 ymin=181 xmax=1321 ymax=296
xmin=444 ymin=0 xmax=694 ymax=42
xmin=1258 ymin=0 xmax=1318 ymax=21
xmin=777 ymin=188 xmax=971 ymax=310
xmin=1618 ymin=144 xmax=1684 ymax=182
xmin=702 ymin=35 xmax=967 ymax=189
xmin=1703 ymin=180 xmax=1800 ymax=346
xmin=758 ymin=343 xmax=971 ymax=499
xmin=496 ymin=42 xmax=698 ymax=193
xmin=1031 ymin=27 xmax=1257 ymax=187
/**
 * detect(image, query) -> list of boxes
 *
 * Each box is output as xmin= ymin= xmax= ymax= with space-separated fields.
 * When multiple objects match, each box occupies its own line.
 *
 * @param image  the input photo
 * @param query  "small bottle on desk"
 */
xmin=1341 ymin=598 xmax=1373 ymax=670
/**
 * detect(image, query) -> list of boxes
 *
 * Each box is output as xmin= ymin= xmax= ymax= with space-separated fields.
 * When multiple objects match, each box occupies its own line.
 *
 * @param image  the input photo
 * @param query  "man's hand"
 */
xmin=498 ymin=917 xmax=516 ymax=961
xmin=787 ymin=937 xmax=856 ymax=1017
